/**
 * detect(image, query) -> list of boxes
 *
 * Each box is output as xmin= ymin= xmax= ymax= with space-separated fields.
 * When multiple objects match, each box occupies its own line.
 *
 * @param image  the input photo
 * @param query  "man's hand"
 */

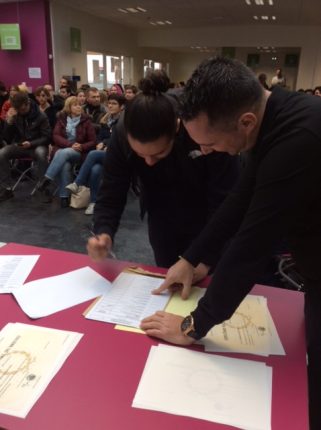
xmin=87 ymin=233 xmax=113 ymax=262
xmin=192 ymin=262 xmax=210 ymax=284
xmin=140 ymin=311 xmax=194 ymax=345
xmin=20 ymin=141 xmax=31 ymax=149
xmin=152 ymin=258 xmax=194 ymax=300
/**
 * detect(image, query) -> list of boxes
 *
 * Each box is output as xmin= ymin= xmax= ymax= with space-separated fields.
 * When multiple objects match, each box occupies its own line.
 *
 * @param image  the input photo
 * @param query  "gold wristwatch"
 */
xmin=181 ymin=314 xmax=201 ymax=340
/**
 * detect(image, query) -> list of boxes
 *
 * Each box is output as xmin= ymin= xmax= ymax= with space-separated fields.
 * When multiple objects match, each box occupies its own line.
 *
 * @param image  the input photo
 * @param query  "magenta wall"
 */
xmin=0 ymin=0 xmax=53 ymax=90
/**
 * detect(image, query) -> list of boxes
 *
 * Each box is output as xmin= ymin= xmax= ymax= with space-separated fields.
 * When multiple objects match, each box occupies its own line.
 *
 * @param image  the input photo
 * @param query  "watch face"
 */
xmin=181 ymin=315 xmax=193 ymax=332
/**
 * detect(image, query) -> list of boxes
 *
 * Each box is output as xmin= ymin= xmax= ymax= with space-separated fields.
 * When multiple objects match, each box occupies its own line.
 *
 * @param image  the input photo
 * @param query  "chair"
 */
xmin=10 ymin=158 xmax=38 ymax=195
xmin=277 ymin=255 xmax=305 ymax=291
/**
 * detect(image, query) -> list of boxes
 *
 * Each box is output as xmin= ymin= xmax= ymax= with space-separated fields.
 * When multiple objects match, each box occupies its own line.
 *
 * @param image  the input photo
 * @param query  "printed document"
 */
xmin=0 ymin=322 xmax=82 ymax=418
xmin=133 ymin=344 xmax=272 ymax=430
xmin=0 ymin=255 xmax=39 ymax=293
xmin=85 ymin=272 xmax=170 ymax=328
xmin=202 ymin=295 xmax=285 ymax=356
xmin=13 ymin=266 xmax=111 ymax=318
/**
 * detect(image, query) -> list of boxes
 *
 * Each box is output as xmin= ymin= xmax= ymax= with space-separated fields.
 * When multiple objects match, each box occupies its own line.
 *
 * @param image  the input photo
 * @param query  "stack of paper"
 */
xmin=85 ymin=272 xmax=171 ymax=328
xmin=202 ymin=295 xmax=285 ymax=356
xmin=133 ymin=344 xmax=272 ymax=430
xmin=0 ymin=323 xmax=83 ymax=418
xmin=13 ymin=266 xmax=112 ymax=318
xmin=0 ymin=255 xmax=39 ymax=293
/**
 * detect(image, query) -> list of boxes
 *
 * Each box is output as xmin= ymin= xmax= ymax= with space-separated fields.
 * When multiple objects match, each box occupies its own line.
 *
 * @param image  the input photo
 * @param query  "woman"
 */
xmin=66 ymin=93 xmax=126 ymax=215
xmin=76 ymin=89 xmax=87 ymax=106
xmin=34 ymin=86 xmax=59 ymax=129
xmin=87 ymin=70 xmax=240 ymax=271
xmin=0 ymin=85 xmax=21 ymax=122
xmin=37 ymin=96 xmax=96 ymax=207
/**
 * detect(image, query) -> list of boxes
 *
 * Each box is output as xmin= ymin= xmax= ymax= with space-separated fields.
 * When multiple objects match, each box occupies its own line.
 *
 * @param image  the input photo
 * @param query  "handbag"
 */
xmin=69 ymin=185 xmax=90 ymax=209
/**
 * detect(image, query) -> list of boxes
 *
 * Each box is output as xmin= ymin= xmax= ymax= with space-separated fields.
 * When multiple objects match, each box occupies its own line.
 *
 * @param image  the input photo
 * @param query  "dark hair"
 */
xmin=12 ymin=92 xmax=30 ymax=109
xmin=313 ymin=86 xmax=321 ymax=94
xmin=124 ymin=70 xmax=176 ymax=142
xmin=0 ymin=81 xmax=6 ymax=92
xmin=107 ymin=93 xmax=126 ymax=106
xmin=60 ymin=85 xmax=72 ymax=94
xmin=124 ymin=84 xmax=138 ymax=94
xmin=60 ymin=76 xmax=73 ymax=88
xmin=180 ymin=57 xmax=264 ymax=127
xmin=34 ymin=86 xmax=50 ymax=98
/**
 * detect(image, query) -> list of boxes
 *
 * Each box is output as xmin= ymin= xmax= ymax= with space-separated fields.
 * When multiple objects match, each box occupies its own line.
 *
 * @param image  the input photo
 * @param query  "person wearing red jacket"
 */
xmin=37 ymin=96 xmax=96 ymax=207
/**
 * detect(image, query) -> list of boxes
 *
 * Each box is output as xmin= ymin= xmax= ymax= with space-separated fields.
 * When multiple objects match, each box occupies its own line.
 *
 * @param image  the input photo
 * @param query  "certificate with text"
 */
xmin=0 ymin=323 xmax=83 ymax=418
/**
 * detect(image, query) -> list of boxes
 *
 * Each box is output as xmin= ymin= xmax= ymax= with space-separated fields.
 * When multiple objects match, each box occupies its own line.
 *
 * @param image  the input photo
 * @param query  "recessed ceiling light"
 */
xmin=149 ymin=21 xmax=157 ymax=25
xmin=245 ymin=0 xmax=251 ymax=5
xmin=156 ymin=21 xmax=165 ymax=25
xmin=261 ymin=15 xmax=269 ymax=19
xmin=253 ymin=15 xmax=259 ymax=19
xmin=268 ymin=0 xmax=274 ymax=4
xmin=272 ymin=15 xmax=276 ymax=20
xmin=136 ymin=6 xmax=147 ymax=12
xmin=165 ymin=20 xmax=172 ymax=24
xmin=255 ymin=0 xmax=264 ymax=5
xmin=118 ymin=8 xmax=128 ymax=13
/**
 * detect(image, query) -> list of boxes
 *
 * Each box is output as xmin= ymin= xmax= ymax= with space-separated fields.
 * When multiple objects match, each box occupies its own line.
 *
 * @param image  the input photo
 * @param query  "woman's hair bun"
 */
xmin=138 ymin=70 xmax=170 ymax=95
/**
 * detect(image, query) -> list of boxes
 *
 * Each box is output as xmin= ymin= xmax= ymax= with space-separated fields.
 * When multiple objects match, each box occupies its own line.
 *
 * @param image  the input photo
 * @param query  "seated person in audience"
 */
xmin=59 ymin=85 xmax=72 ymax=101
xmin=313 ymin=86 xmax=321 ymax=97
xmin=83 ymin=87 xmax=106 ymax=135
xmin=36 ymin=96 xmax=96 ymax=207
xmin=87 ymin=70 xmax=240 ymax=269
xmin=0 ymin=92 xmax=51 ymax=201
xmin=59 ymin=76 xmax=73 ymax=90
xmin=43 ymin=83 xmax=64 ymax=111
xmin=0 ymin=117 xmax=6 ymax=148
xmin=305 ymin=88 xmax=314 ymax=95
xmin=0 ymin=81 xmax=9 ymax=112
xmin=34 ymin=86 xmax=59 ymax=129
xmin=76 ymin=89 xmax=87 ymax=106
xmin=0 ymin=85 xmax=22 ymax=121
xmin=124 ymin=85 xmax=138 ymax=101
xmin=109 ymin=83 xmax=124 ymax=95
xmin=66 ymin=93 xmax=126 ymax=215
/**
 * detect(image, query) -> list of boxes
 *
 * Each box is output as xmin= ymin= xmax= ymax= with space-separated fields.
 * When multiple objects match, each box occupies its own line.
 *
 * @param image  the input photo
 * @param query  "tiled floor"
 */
xmin=0 ymin=180 xmax=154 ymax=266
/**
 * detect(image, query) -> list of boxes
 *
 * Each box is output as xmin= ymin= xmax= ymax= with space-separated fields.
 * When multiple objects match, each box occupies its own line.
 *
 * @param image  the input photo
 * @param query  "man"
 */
xmin=87 ymin=70 xmax=239 ymax=269
xmin=140 ymin=57 xmax=321 ymax=429
xmin=124 ymin=85 xmax=138 ymax=101
xmin=83 ymin=87 xmax=106 ymax=134
xmin=58 ymin=85 xmax=72 ymax=101
xmin=0 ymin=92 xmax=51 ymax=201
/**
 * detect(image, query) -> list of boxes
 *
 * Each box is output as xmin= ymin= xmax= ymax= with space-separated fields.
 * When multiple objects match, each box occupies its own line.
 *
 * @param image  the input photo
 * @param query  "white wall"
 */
xmin=50 ymin=3 xmax=321 ymax=90
xmin=137 ymin=25 xmax=321 ymax=89
xmin=50 ymin=1 xmax=175 ymax=87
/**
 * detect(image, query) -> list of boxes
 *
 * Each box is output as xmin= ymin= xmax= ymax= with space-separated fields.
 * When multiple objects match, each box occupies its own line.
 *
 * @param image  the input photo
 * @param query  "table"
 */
xmin=0 ymin=243 xmax=309 ymax=430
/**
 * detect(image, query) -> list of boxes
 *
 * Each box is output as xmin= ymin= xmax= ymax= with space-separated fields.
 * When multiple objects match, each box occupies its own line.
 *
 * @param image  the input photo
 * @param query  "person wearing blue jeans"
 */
xmin=36 ymin=96 xmax=96 ymax=207
xmin=45 ymin=147 xmax=82 ymax=198
xmin=66 ymin=146 xmax=105 ymax=214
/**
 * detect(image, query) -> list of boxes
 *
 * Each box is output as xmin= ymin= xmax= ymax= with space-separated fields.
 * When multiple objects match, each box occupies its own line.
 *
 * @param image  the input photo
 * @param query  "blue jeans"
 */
xmin=46 ymin=148 xmax=81 ymax=198
xmin=74 ymin=150 xmax=105 ymax=203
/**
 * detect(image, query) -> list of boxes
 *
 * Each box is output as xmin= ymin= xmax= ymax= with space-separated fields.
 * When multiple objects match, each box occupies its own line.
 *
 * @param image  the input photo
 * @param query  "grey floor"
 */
xmin=0 ymin=179 xmax=155 ymax=266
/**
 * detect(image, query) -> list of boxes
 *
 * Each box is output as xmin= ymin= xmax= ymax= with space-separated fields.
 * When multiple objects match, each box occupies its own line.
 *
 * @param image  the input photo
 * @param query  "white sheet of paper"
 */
xmin=0 ymin=255 xmax=39 ymax=293
xmin=202 ymin=295 xmax=283 ymax=356
xmin=133 ymin=344 xmax=272 ymax=430
xmin=85 ymin=272 xmax=170 ymax=328
xmin=0 ymin=322 xmax=83 ymax=418
xmin=13 ymin=266 xmax=111 ymax=318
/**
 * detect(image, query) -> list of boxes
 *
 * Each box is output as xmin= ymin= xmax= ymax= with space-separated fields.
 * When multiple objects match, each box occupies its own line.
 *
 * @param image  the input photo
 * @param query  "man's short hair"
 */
xmin=11 ymin=92 xmax=30 ymax=110
xmin=107 ymin=93 xmax=126 ymax=106
xmin=180 ymin=57 xmax=264 ymax=127
xmin=86 ymin=87 xmax=99 ymax=97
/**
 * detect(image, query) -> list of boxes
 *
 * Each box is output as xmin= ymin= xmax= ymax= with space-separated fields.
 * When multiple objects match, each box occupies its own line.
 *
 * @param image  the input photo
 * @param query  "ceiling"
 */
xmin=55 ymin=0 xmax=321 ymax=29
